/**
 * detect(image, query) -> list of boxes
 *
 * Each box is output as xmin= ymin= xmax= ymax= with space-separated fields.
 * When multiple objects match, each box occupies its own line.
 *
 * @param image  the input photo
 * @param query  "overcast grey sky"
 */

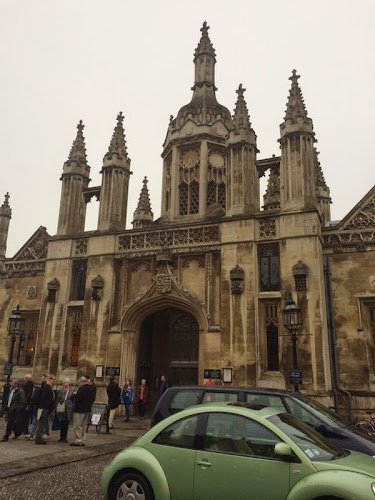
xmin=0 ymin=0 xmax=374 ymax=257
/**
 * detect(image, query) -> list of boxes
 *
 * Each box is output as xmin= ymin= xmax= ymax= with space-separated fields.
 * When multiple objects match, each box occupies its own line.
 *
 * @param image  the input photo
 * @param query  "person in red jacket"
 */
xmin=136 ymin=379 xmax=149 ymax=420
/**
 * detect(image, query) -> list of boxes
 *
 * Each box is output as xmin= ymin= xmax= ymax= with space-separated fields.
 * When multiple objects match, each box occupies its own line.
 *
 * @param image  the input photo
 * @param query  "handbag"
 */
xmin=56 ymin=389 xmax=69 ymax=413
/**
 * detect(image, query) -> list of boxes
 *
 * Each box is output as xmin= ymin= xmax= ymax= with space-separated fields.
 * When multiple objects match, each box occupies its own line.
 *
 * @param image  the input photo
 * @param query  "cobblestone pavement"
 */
xmin=0 ymin=451 xmax=117 ymax=500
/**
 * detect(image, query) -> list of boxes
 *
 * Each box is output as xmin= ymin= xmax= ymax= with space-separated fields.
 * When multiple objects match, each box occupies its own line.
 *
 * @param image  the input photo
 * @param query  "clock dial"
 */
xmin=180 ymin=149 xmax=200 ymax=168
xmin=209 ymin=150 xmax=224 ymax=168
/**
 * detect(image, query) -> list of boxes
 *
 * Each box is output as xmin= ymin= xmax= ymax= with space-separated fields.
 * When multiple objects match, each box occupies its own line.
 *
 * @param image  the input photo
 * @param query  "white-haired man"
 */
xmin=70 ymin=376 xmax=92 ymax=447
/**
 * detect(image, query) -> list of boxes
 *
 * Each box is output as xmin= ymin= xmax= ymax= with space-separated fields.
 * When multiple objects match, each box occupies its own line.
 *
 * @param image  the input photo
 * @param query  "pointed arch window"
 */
xmin=179 ymin=182 xmax=188 ymax=215
xmin=190 ymin=180 xmax=199 ymax=214
xmin=218 ymin=182 xmax=226 ymax=209
xmin=16 ymin=314 xmax=38 ymax=366
xmin=207 ymin=180 xmax=216 ymax=206
xmin=265 ymin=304 xmax=280 ymax=371
xmin=179 ymin=180 xmax=200 ymax=215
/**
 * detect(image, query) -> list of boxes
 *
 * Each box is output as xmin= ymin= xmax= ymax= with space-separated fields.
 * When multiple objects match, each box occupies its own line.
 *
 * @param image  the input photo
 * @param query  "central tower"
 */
xmin=160 ymin=22 xmax=233 ymax=222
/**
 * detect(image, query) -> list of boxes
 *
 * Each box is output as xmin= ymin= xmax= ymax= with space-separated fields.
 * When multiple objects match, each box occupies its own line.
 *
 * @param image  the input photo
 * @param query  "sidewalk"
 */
xmin=0 ymin=415 xmax=150 ymax=478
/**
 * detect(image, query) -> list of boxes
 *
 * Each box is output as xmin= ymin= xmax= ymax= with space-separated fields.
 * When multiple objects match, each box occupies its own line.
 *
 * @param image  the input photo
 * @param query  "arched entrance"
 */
xmin=138 ymin=308 xmax=199 ymax=401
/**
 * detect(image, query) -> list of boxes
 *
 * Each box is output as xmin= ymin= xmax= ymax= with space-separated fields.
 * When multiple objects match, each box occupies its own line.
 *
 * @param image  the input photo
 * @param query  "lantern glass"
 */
xmin=7 ymin=306 xmax=24 ymax=336
xmin=282 ymin=296 xmax=302 ymax=332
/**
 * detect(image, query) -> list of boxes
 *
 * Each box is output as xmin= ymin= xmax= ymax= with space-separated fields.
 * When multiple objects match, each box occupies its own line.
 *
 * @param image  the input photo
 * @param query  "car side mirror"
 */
xmin=274 ymin=442 xmax=292 ymax=457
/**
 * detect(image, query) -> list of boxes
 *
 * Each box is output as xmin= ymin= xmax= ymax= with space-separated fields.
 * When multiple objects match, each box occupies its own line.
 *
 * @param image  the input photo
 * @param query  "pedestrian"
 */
xmin=70 ymin=376 xmax=92 ymax=447
xmin=136 ymin=379 xmax=149 ymax=420
xmin=21 ymin=373 xmax=34 ymax=434
xmin=35 ymin=375 xmax=56 ymax=445
xmin=1 ymin=379 xmax=26 ymax=442
xmin=121 ymin=379 xmax=135 ymax=422
xmin=25 ymin=374 xmax=49 ymax=441
xmin=158 ymin=374 xmax=170 ymax=399
xmin=204 ymin=377 xmax=215 ymax=386
xmin=85 ymin=375 xmax=96 ymax=407
xmin=107 ymin=375 xmax=121 ymax=429
xmin=56 ymin=378 xmax=74 ymax=443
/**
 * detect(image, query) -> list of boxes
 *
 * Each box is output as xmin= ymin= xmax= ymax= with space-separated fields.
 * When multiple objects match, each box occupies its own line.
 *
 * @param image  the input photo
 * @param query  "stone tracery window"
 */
xmin=218 ymin=182 xmax=226 ymax=209
xmin=259 ymin=244 xmax=280 ymax=292
xmin=265 ymin=303 xmax=279 ymax=371
xmin=71 ymin=260 xmax=87 ymax=300
xmin=179 ymin=180 xmax=200 ymax=215
xmin=190 ymin=180 xmax=199 ymax=214
xmin=17 ymin=314 xmax=38 ymax=366
xmin=207 ymin=180 xmax=216 ymax=206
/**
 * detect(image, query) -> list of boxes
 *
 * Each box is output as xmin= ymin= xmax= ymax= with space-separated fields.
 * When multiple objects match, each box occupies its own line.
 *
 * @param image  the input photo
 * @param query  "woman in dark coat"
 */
xmin=107 ymin=376 xmax=121 ymax=429
xmin=56 ymin=378 xmax=74 ymax=442
xmin=136 ymin=379 xmax=149 ymax=420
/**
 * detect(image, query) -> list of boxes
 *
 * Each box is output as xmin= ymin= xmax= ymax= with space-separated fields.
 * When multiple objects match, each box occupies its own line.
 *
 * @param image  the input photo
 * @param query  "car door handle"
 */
xmin=196 ymin=460 xmax=212 ymax=467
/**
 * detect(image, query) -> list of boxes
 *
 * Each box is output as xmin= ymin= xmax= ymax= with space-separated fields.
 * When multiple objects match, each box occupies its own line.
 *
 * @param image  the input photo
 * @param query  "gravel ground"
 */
xmin=0 ymin=452 xmax=117 ymax=500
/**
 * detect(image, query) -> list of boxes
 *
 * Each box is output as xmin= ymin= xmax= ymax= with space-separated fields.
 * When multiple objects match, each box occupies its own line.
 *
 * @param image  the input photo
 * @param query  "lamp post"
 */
xmin=282 ymin=292 xmax=303 ymax=391
xmin=2 ymin=305 xmax=24 ymax=411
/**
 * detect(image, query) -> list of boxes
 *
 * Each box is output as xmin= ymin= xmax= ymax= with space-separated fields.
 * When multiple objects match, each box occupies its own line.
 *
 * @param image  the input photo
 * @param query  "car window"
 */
xmin=169 ymin=390 xmax=203 ymax=414
xmin=201 ymin=391 xmax=238 ymax=403
xmin=268 ymin=413 xmax=341 ymax=461
xmin=204 ymin=413 xmax=282 ymax=459
xmin=285 ymin=398 xmax=321 ymax=427
xmin=292 ymin=395 xmax=349 ymax=428
xmin=246 ymin=394 xmax=285 ymax=412
xmin=153 ymin=415 xmax=199 ymax=449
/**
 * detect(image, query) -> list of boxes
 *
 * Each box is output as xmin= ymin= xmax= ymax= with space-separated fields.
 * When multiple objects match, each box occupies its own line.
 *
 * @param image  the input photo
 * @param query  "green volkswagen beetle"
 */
xmin=101 ymin=403 xmax=375 ymax=500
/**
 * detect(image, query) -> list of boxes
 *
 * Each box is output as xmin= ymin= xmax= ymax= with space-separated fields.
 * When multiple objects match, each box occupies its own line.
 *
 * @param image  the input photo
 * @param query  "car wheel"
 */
xmin=110 ymin=471 xmax=154 ymax=500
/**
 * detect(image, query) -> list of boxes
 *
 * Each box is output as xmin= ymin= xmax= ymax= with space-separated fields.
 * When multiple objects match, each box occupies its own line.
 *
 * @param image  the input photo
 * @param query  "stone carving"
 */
xmin=323 ymin=231 xmax=375 ymax=247
xmin=13 ymin=226 xmax=49 ymax=261
xmin=259 ymin=219 xmax=276 ymax=238
xmin=75 ymin=239 xmax=88 ymax=255
xmin=344 ymin=195 xmax=375 ymax=230
xmin=26 ymin=285 xmax=38 ymax=300
xmin=91 ymin=274 xmax=104 ymax=300
xmin=118 ymin=225 xmax=220 ymax=252
xmin=292 ymin=261 xmax=309 ymax=276
xmin=230 ymin=265 xmax=245 ymax=295
xmin=5 ymin=261 xmax=45 ymax=273
xmin=156 ymin=274 xmax=172 ymax=294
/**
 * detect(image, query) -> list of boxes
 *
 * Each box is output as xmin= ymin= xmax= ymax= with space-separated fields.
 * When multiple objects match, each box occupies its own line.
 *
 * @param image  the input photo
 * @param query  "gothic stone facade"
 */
xmin=1 ymin=23 xmax=374 ymax=413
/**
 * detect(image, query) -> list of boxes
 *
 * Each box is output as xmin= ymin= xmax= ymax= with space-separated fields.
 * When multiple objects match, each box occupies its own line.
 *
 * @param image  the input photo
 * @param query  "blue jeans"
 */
xmin=29 ymin=409 xmax=49 ymax=437
xmin=123 ymin=401 xmax=131 ymax=421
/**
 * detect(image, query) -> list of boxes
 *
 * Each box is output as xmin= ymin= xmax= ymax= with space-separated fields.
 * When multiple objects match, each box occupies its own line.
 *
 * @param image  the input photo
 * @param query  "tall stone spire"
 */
xmin=232 ymin=84 xmax=252 ymax=131
xmin=263 ymin=167 xmax=280 ymax=211
xmin=284 ymin=70 xmax=309 ymax=121
xmin=279 ymin=70 xmax=316 ymax=211
xmin=104 ymin=111 xmax=128 ymax=163
xmin=57 ymin=121 xmax=91 ymax=235
xmin=132 ymin=177 xmax=154 ymax=229
xmin=193 ymin=21 xmax=216 ymax=90
xmin=98 ymin=112 xmax=131 ymax=231
xmin=226 ymin=84 xmax=259 ymax=215
xmin=0 ymin=192 xmax=12 ymax=265
xmin=314 ymin=148 xmax=331 ymax=223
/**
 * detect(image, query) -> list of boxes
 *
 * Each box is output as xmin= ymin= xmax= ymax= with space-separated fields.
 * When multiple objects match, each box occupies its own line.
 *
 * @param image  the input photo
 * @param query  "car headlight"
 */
xmin=371 ymin=483 xmax=375 ymax=495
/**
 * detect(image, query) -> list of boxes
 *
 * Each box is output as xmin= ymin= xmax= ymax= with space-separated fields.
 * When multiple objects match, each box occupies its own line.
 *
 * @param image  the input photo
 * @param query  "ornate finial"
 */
xmin=236 ymin=83 xmax=246 ymax=97
xmin=289 ymin=69 xmax=300 ymax=83
xmin=133 ymin=176 xmax=153 ymax=228
xmin=284 ymin=69 xmax=308 ymax=121
xmin=77 ymin=120 xmax=84 ymax=133
xmin=201 ymin=21 xmax=209 ymax=35
xmin=106 ymin=111 xmax=128 ymax=160
xmin=233 ymin=83 xmax=252 ymax=131
xmin=3 ymin=192 xmax=10 ymax=207
xmin=169 ymin=115 xmax=174 ymax=123
xmin=66 ymin=120 xmax=88 ymax=168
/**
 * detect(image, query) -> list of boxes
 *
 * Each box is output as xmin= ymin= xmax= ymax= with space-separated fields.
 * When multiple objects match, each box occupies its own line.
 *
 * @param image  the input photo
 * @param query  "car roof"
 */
xmin=177 ymin=401 xmax=283 ymax=420
xmin=165 ymin=385 xmax=296 ymax=396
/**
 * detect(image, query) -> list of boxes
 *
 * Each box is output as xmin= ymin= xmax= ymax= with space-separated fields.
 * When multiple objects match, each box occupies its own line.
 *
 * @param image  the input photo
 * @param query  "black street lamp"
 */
xmin=282 ymin=292 xmax=303 ymax=391
xmin=1 ymin=305 xmax=24 ymax=411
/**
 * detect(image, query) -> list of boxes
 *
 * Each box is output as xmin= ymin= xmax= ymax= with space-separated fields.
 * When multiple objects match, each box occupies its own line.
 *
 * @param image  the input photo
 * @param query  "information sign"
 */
xmin=289 ymin=369 xmax=303 ymax=385
xmin=4 ymin=363 xmax=13 ymax=376
xmin=87 ymin=402 xmax=109 ymax=434
xmin=204 ymin=369 xmax=221 ymax=380
xmin=105 ymin=366 xmax=120 ymax=376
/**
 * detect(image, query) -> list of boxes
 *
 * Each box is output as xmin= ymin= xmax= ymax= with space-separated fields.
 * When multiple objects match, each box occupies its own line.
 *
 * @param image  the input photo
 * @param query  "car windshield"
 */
xmin=268 ymin=413 xmax=343 ymax=462
xmin=293 ymin=395 xmax=350 ymax=428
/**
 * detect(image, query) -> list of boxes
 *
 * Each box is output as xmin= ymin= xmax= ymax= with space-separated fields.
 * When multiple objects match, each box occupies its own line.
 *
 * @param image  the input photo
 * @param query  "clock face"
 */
xmin=180 ymin=149 xmax=200 ymax=168
xmin=209 ymin=150 xmax=224 ymax=169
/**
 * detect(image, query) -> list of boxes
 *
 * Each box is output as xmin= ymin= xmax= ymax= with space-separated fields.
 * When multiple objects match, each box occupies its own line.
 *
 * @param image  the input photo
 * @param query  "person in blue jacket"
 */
xmin=121 ymin=379 xmax=135 ymax=422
